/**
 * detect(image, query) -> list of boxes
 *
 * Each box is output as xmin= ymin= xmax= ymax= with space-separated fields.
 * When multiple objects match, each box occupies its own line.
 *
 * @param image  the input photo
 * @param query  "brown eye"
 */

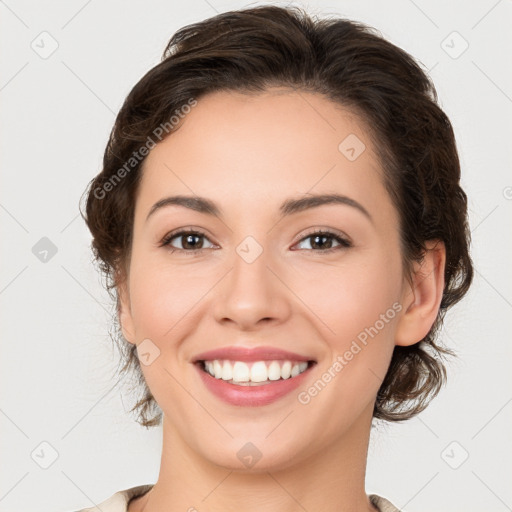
xmin=293 ymin=230 xmax=352 ymax=252
xmin=161 ymin=230 xmax=214 ymax=252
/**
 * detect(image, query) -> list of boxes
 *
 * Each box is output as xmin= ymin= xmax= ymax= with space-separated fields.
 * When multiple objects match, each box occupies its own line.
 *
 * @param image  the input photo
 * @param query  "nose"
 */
xmin=212 ymin=243 xmax=291 ymax=331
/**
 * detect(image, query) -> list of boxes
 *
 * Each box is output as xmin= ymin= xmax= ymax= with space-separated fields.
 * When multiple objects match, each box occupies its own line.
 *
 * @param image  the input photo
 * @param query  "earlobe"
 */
xmin=395 ymin=240 xmax=446 ymax=347
xmin=118 ymin=281 xmax=136 ymax=345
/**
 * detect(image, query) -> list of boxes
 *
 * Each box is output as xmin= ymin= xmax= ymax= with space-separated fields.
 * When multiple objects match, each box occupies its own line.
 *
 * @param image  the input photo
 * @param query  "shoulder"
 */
xmin=369 ymin=494 xmax=403 ymax=512
xmin=68 ymin=484 xmax=154 ymax=512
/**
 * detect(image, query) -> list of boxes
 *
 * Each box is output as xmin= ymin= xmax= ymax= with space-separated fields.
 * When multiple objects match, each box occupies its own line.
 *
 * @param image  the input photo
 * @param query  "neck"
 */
xmin=133 ymin=404 xmax=377 ymax=512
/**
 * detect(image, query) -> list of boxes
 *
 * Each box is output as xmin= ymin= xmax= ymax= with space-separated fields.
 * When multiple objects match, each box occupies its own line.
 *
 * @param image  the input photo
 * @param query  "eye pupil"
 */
xmin=183 ymin=234 xmax=202 ymax=249
xmin=311 ymin=234 xmax=332 ymax=250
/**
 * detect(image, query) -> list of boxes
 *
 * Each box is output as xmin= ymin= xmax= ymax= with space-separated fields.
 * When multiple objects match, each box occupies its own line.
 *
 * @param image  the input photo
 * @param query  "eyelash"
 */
xmin=159 ymin=228 xmax=352 ymax=255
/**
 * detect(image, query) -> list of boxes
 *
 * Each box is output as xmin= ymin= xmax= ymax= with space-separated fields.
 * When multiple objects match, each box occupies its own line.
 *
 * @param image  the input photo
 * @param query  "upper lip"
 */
xmin=192 ymin=346 xmax=315 ymax=363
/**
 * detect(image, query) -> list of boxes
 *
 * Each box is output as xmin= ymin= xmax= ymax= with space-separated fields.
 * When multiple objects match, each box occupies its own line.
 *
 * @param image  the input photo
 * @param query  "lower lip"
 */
xmin=195 ymin=363 xmax=314 ymax=406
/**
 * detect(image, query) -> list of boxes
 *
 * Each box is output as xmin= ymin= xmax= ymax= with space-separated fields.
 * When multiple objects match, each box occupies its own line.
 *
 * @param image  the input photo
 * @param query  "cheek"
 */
xmin=124 ymin=257 xmax=212 ymax=398
xmin=289 ymin=251 xmax=403 ymax=346
xmin=127 ymin=252 xmax=216 ymax=341
xmin=288 ymin=251 xmax=403 ymax=414
xmin=291 ymin=260 xmax=402 ymax=427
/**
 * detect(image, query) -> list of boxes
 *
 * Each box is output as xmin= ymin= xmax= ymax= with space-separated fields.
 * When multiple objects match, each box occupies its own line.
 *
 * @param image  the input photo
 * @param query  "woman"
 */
xmin=77 ymin=5 xmax=472 ymax=511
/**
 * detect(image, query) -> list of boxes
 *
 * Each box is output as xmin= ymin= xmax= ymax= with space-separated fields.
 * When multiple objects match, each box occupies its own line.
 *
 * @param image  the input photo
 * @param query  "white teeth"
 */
xmin=202 ymin=359 xmax=310 ymax=384
xmin=213 ymin=360 xmax=223 ymax=379
xmin=221 ymin=360 xmax=233 ymax=381
xmin=205 ymin=361 xmax=214 ymax=375
xmin=232 ymin=361 xmax=250 ymax=382
xmin=250 ymin=361 xmax=268 ymax=383
xmin=267 ymin=361 xmax=282 ymax=381
xmin=281 ymin=361 xmax=292 ymax=379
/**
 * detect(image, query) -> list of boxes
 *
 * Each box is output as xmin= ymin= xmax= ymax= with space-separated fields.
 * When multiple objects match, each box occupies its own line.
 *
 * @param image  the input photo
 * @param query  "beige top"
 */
xmin=70 ymin=484 xmax=402 ymax=511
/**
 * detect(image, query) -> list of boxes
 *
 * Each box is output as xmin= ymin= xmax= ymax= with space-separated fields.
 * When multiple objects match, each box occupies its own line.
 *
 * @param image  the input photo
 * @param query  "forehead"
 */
xmin=135 ymin=88 xmax=392 ymax=223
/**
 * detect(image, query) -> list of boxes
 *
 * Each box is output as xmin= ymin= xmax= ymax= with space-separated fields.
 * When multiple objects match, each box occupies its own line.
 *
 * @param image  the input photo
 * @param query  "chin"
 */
xmin=186 ymin=427 xmax=322 ymax=474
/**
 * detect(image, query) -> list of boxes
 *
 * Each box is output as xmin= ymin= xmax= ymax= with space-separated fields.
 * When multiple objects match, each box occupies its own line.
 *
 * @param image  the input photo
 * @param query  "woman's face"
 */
xmin=119 ymin=88 xmax=410 ymax=470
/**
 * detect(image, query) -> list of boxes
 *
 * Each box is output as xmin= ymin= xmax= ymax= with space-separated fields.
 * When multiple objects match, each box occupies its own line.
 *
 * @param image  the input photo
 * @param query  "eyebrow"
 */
xmin=145 ymin=193 xmax=373 ymax=223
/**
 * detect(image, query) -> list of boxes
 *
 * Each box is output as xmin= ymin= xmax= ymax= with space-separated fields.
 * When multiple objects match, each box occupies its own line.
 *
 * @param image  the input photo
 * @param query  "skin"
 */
xmin=119 ymin=88 xmax=446 ymax=512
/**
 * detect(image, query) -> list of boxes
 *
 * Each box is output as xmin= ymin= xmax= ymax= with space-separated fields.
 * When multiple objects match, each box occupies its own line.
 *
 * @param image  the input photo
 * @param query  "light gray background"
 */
xmin=1 ymin=1 xmax=511 ymax=511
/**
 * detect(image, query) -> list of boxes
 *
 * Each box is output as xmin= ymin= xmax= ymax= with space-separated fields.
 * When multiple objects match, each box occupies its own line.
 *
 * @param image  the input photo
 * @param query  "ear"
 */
xmin=117 ymin=278 xmax=136 ymax=345
xmin=395 ymin=240 xmax=446 ymax=347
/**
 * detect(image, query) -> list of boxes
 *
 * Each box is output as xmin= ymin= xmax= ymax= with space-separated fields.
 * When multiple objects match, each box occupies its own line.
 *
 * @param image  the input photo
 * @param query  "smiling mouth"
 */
xmin=197 ymin=359 xmax=316 ymax=386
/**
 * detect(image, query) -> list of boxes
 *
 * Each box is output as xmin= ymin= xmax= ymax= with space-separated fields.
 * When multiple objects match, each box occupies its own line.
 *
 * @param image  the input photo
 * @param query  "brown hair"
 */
xmin=80 ymin=5 xmax=473 ymax=426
